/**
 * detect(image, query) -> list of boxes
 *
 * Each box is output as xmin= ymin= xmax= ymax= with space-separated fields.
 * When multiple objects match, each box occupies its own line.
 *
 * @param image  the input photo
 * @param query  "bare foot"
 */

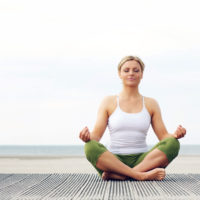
xmin=102 ymin=171 xmax=110 ymax=180
xmin=141 ymin=168 xmax=166 ymax=181
xmin=102 ymin=171 xmax=127 ymax=181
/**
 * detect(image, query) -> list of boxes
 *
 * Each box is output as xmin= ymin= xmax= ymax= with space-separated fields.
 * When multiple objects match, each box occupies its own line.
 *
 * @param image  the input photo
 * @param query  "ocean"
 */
xmin=0 ymin=144 xmax=200 ymax=157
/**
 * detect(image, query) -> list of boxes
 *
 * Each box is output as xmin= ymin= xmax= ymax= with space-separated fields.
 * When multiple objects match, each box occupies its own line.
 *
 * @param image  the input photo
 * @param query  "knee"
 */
xmin=84 ymin=140 xmax=107 ymax=164
xmin=164 ymin=137 xmax=180 ymax=161
xmin=84 ymin=140 xmax=101 ymax=161
xmin=84 ymin=140 xmax=94 ymax=157
xmin=167 ymin=137 xmax=180 ymax=153
xmin=84 ymin=140 xmax=95 ymax=160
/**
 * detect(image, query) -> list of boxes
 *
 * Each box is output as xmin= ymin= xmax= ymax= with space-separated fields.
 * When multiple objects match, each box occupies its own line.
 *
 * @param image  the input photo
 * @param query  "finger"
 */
xmin=83 ymin=127 xmax=89 ymax=135
xmin=83 ymin=132 xmax=88 ymax=140
xmin=80 ymin=130 xmax=87 ymax=141
xmin=175 ymin=130 xmax=182 ymax=138
xmin=179 ymin=126 xmax=186 ymax=134
xmin=86 ymin=131 xmax=90 ymax=140
xmin=82 ymin=128 xmax=87 ymax=133
xmin=180 ymin=131 xmax=185 ymax=138
xmin=82 ymin=132 xmax=87 ymax=141
xmin=79 ymin=131 xmax=83 ymax=139
xmin=178 ymin=129 xmax=183 ymax=137
xmin=80 ymin=133 xmax=85 ymax=141
xmin=183 ymin=128 xmax=186 ymax=134
xmin=83 ymin=131 xmax=90 ymax=141
xmin=178 ymin=127 xmax=182 ymax=131
xmin=81 ymin=128 xmax=88 ymax=137
xmin=178 ymin=132 xmax=184 ymax=138
xmin=179 ymin=127 xmax=184 ymax=134
xmin=85 ymin=130 xmax=90 ymax=137
xmin=85 ymin=134 xmax=90 ymax=142
xmin=176 ymin=129 xmax=181 ymax=136
xmin=82 ymin=127 xmax=88 ymax=132
xmin=86 ymin=131 xmax=91 ymax=141
xmin=182 ymin=129 xmax=186 ymax=135
xmin=179 ymin=127 xmax=186 ymax=136
xmin=180 ymin=129 xmax=185 ymax=136
xmin=79 ymin=128 xmax=85 ymax=137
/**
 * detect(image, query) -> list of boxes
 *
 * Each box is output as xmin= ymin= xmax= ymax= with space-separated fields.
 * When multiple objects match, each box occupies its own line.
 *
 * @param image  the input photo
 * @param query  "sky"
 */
xmin=0 ymin=0 xmax=199 ymax=146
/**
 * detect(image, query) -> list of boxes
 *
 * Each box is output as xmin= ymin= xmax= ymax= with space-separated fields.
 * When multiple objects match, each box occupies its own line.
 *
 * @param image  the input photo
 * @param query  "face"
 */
xmin=118 ymin=60 xmax=143 ymax=86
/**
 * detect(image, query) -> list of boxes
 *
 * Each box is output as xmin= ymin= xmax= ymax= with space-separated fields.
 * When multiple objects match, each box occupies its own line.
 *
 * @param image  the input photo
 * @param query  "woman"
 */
xmin=79 ymin=55 xmax=186 ymax=181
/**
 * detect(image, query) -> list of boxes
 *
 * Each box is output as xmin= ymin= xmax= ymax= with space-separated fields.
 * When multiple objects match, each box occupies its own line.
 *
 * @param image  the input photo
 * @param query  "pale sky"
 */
xmin=0 ymin=0 xmax=199 ymax=145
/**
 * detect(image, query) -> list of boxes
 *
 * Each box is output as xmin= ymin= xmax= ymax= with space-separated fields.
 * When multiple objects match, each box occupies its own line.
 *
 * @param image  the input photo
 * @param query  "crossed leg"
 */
xmin=101 ymin=148 xmax=169 ymax=181
xmin=85 ymin=137 xmax=180 ymax=181
xmin=97 ymin=148 xmax=168 ymax=181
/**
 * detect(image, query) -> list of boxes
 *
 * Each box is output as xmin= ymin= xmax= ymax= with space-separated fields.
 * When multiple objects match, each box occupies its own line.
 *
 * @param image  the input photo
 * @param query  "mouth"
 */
xmin=127 ymin=78 xmax=136 ymax=80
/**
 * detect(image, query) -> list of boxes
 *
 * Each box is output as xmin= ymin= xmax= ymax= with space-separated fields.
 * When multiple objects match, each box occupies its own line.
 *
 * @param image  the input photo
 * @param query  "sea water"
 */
xmin=0 ymin=144 xmax=200 ymax=156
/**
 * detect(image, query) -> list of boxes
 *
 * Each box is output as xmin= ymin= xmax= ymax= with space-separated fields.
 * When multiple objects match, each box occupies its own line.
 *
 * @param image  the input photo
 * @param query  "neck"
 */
xmin=119 ymin=86 xmax=141 ymax=99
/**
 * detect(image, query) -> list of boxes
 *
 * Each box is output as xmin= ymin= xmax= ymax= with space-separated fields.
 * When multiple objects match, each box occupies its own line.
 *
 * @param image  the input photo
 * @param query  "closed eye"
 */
xmin=124 ymin=70 xmax=139 ymax=72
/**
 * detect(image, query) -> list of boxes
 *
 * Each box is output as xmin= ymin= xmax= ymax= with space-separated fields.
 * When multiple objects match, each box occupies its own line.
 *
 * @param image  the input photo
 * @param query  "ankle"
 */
xmin=131 ymin=170 xmax=146 ymax=181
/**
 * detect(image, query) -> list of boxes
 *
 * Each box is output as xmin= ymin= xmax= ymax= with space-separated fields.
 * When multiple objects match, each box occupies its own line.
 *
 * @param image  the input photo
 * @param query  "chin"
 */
xmin=124 ymin=83 xmax=139 ymax=87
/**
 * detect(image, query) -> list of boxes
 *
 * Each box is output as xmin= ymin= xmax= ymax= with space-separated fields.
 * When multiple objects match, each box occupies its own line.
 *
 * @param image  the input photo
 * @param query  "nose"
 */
xmin=129 ymin=71 xmax=135 ymax=75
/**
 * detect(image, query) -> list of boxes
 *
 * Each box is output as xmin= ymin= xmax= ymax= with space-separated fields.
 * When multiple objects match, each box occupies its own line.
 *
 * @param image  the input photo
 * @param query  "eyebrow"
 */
xmin=124 ymin=67 xmax=139 ymax=69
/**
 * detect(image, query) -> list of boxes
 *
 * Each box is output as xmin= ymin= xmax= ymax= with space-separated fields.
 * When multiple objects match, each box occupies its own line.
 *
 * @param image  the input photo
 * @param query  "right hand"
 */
xmin=79 ymin=126 xmax=91 ymax=142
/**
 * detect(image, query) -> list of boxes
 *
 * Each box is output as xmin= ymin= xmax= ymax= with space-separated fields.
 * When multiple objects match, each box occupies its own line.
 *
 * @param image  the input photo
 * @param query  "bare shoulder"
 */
xmin=100 ymin=95 xmax=117 ymax=107
xmin=144 ymin=96 xmax=159 ymax=105
xmin=100 ymin=95 xmax=117 ymax=116
xmin=144 ymin=96 xmax=160 ymax=116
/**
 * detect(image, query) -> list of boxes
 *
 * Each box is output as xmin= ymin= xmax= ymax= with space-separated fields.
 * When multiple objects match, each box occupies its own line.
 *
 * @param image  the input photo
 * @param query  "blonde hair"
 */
xmin=118 ymin=55 xmax=145 ymax=72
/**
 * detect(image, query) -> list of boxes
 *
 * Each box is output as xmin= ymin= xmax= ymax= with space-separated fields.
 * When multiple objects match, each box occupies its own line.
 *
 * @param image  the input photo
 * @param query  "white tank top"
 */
xmin=107 ymin=95 xmax=151 ymax=155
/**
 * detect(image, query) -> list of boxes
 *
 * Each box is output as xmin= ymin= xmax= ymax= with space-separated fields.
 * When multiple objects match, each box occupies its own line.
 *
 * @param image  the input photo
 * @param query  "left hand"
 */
xmin=173 ymin=125 xmax=186 ymax=139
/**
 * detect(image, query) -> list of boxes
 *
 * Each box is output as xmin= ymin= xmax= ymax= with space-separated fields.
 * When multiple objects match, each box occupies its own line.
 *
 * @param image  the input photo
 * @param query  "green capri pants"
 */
xmin=84 ymin=137 xmax=180 ymax=177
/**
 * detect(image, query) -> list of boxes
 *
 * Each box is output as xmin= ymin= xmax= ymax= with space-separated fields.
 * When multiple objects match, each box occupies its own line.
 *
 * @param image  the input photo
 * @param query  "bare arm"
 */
xmin=79 ymin=96 xmax=110 ymax=142
xmin=150 ymin=98 xmax=186 ymax=141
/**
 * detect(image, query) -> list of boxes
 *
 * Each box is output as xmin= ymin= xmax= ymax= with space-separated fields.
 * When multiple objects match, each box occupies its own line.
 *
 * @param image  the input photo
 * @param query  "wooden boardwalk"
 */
xmin=0 ymin=173 xmax=200 ymax=200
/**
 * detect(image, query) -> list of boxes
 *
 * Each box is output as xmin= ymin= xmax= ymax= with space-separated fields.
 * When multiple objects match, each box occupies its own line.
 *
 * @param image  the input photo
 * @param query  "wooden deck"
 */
xmin=0 ymin=173 xmax=200 ymax=199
